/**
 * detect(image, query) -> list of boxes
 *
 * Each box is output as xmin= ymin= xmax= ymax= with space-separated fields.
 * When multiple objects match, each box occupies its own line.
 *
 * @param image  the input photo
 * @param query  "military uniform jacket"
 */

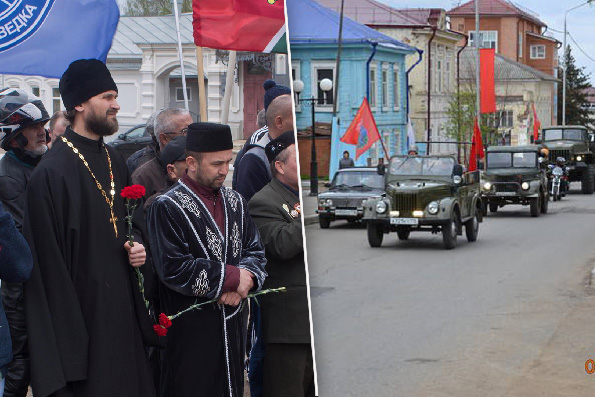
xmin=248 ymin=178 xmax=311 ymax=344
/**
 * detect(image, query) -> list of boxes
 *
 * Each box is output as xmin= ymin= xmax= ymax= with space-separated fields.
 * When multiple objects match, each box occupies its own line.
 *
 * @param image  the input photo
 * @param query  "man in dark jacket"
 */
xmin=248 ymin=131 xmax=315 ymax=396
xmin=0 ymin=88 xmax=49 ymax=397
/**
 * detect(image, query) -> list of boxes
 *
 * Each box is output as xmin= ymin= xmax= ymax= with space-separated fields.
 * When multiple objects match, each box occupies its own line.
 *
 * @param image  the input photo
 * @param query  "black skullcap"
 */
xmin=161 ymin=135 xmax=187 ymax=168
xmin=265 ymin=130 xmax=295 ymax=163
xmin=59 ymin=59 xmax=118 ymax=111
xmin=263 ymin=79 xmax=291 ymax=111
xmin=186 ymin=122 xmax=233 ymax=153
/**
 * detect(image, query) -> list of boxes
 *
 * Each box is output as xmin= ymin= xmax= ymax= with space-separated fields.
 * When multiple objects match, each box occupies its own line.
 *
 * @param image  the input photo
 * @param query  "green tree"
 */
xmin=123 ymin=0 xmax=192 ymax=16
xmin=557 ymin=46 xmax=592 ymax=126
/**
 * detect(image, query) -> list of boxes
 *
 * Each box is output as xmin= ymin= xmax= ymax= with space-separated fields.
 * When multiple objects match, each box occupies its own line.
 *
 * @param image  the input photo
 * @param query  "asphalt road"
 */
xmin=305 ymin=183 xmax=595 ymax=396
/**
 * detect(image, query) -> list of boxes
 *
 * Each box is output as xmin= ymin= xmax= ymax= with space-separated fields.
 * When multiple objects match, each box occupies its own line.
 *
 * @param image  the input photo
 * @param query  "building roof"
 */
xmin=109 ymin=14 xmax=194 ymax=58
xmin=447 ymin=0 xmax=546 ymax=28
xmin=314 ymin=0 xmax=427 ymax=26
xmin=287 ymin=0 xmax=417 ymax=52
xmin=459 ymin=48 xmax=558 ymax=82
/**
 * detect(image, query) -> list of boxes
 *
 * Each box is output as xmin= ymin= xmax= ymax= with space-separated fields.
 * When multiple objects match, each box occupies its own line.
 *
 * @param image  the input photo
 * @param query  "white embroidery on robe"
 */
xmin=192 ymin=270 xmax=209 ymax=296
xmin=174 ymin=191 xmax=201 ymax=218
xmin=231 ymin=222 xmax=241 ymax=258
xmin=225 ymin=189 xmax=239 ymax=212
xmin=206 ymin=227 xmax=223 ymax=261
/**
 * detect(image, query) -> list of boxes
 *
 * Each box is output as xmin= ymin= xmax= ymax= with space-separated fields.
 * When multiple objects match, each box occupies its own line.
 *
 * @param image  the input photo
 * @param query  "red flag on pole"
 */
xmin=468 ymin=117 xmax=485 ymax=172
xmin=480 ymin=48 xmax=496 ymax=114
xmin=532 ymin=103 xmax=541 ymax=141
xmin=192 ymin=0 xmax=286 ymax=53
xmin=340 ymin=98 xmax=381 ymax=159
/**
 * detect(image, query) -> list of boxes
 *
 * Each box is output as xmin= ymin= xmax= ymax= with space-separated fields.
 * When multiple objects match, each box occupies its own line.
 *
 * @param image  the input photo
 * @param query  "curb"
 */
xmin=304 ymin=214 xmax=318 ymax=226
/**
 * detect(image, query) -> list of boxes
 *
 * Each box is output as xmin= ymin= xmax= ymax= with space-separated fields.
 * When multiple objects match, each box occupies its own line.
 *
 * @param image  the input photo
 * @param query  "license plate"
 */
xmin=335 ymin=209 xmax=357 ymax=216
xmin=496 ymin=192 xmax=517 ymax=196
xmin=390 ymin=218 xmax=419 ymax=225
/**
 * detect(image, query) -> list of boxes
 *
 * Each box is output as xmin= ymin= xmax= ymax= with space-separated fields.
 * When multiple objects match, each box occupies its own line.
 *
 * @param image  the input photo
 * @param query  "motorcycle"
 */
xmin=549 ymin=165 xmax=565 ymax=201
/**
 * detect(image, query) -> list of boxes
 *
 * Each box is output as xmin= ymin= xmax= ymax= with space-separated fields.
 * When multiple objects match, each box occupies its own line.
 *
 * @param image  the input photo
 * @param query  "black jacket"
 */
xmin=0 ymin=152 xmax=36 ymax=232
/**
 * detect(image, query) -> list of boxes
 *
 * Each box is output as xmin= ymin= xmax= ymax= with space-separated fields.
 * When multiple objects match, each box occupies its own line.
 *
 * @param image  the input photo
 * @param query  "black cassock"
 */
xmin=147 ymin=179 xmax=267 ymax=397
xmin=23 ymin=128 xmax=158 ymax=397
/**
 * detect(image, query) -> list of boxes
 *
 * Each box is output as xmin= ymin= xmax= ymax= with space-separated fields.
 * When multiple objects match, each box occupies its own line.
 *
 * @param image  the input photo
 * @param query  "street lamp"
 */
xmin=563 ymin=0 xmax=594 ymax=125
xmin=293 ymin=78 xmax=333 ymax=196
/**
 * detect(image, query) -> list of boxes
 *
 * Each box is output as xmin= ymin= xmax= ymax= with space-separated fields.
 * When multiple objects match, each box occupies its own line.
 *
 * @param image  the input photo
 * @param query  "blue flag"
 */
xmin=0 ymin=0 xmax=119 ymax=78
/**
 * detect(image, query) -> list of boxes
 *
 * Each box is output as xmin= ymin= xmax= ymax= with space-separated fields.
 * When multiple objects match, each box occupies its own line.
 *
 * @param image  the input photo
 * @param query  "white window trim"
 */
xmin=381 ymin=63 xmax=389 ymax=111
xmin=468 ymin=30 xmax=498 ymax=52
xmin=292 ymin=60 xmax=301 ymax=112
xmin=311 ymin=61 xmax=336 ymax=113
xmin=530 ymin=45 xmax=546 ymax=59
xmin=369 ymin=63 xmax=378 ymax=111
xmin=393 ymin=64 xmax=401 ymax=112
xmin=175 ymin=87 xmax=191 ymax=103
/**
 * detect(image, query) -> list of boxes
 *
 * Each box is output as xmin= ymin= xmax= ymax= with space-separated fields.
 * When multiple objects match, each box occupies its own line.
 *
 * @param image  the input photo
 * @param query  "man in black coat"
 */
xmin=248 ymin=131 xmax=315 ymax=396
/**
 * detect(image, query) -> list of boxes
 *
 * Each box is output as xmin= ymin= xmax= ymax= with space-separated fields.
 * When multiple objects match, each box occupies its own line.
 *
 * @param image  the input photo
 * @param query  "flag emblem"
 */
xmin=0 ymin=0 xmax=55 ymax=52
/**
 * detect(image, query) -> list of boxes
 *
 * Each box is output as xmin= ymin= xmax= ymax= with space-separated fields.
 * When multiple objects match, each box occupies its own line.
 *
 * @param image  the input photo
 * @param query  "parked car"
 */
xmin=317 ymin=167 xmax=384 ymax=228
xmin=107 ymin=124 xmax=151 ymax=160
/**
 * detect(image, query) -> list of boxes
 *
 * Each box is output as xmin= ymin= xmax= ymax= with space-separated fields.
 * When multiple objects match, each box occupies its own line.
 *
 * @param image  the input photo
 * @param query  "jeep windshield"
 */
xmin=331 ymin=171 xmax=384 ymax=190
xmin=543 ymin=129 xmax=585 ymax=142
xmin=486 ymin=152 xmax=537 ymax=168
xmin=389 ymin=157 xmax=455 ymax=176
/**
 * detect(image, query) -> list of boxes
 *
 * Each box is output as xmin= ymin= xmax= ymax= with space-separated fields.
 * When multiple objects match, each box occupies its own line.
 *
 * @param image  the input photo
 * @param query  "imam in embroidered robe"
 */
xmin=23 ymin=128 xmax=158 ymax=397
xmin=147 ymin=178 xmax=267 ymax=397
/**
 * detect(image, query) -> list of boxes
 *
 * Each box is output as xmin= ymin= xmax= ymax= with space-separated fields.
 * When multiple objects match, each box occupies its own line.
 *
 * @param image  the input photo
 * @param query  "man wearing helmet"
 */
xmin=0 ymin=88 xmax=49 ymax=397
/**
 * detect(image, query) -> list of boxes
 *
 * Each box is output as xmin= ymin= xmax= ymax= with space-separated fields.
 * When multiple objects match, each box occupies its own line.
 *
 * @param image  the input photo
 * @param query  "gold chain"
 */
xmin=61 ymin=136 xmax=118 ymax=237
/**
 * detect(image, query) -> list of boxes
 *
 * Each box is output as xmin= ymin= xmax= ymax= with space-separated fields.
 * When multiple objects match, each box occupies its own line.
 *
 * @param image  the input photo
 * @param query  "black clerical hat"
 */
xmin=265 ymin=131 xmax=295 ymax=163
xmin=263 ymin=80 xmax=291 ymax=111
xmin=186 ymin=122 xmax=233 ymax=153
xmin=161 ymin=136 xmax=187 ymax=168
xmin=59 ymin=59 xmax=118 ymax=111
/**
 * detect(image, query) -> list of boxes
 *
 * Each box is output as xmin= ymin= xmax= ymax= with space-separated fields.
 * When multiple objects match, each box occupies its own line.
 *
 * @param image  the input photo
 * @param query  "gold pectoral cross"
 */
xmin=110 ymin=211 xmax=118 ymax=238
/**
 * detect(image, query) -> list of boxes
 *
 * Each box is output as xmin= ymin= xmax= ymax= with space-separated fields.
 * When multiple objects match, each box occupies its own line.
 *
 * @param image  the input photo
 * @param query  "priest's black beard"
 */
xmin=86 ymin=112 xmax=118 ymax=137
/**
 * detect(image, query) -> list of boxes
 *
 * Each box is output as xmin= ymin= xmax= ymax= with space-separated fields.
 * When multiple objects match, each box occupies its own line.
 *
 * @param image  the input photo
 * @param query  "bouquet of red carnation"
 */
xmin=121 ymin=184 xmax=148 ymax=308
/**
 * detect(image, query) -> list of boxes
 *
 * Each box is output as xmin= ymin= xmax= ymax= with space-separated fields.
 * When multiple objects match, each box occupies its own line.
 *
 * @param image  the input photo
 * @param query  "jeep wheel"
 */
xmin=489 ymin=203 xmax=499 ymax=213
xmin=319 ymin=217 xmax=331 ymax=229
xmin=442 ymin=213 xmax=458 ymax=250
xmin=530 ymin=196 xmax=540 ymax=217
xmin=581 ymin=164 xmax=595 ymax=194
xmin=465 ymin=209 xmax=480 ymax=242
xmin=367 ymin=223 xmax=384 ymax=247
xmin=540 ymin=192 xmax=548 ymax=214
xmin=396 ymin=227 xmax=410 ymax=240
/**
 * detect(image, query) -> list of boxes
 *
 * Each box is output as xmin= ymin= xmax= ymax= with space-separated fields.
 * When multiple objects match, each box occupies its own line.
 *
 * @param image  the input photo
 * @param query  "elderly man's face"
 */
xmin=14 ymin=122 xmax=48 ymax=155
xmin=276 ymin=144 xmax=299 ymax=191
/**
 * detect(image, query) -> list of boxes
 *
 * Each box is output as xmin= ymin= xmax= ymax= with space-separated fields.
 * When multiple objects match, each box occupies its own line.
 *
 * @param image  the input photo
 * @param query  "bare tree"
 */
xmin=123 ymin=0 xmax=191 ymax=16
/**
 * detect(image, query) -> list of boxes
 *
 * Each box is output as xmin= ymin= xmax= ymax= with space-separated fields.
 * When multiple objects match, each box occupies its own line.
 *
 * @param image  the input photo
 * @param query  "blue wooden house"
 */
xmin=287 ymin=0 xmax=420 ymax=177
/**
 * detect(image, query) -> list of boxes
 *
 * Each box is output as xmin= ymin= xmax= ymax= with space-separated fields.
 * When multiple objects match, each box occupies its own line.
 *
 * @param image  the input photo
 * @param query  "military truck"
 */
xmin=541 ymin=125 xmax=594 ymax=194
xmin=480 ymin=145 xmax=549 ymax=217
xmin=363 ymin=155 xmax=483 ymax=250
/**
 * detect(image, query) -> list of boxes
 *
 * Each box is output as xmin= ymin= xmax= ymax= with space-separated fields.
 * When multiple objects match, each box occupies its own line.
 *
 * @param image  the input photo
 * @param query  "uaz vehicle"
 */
xmin=317 ymin=167 xmax=384 ymax=228
xmin=481 ymin=145 xmax=549 ymax=217
xmin=363 ymin=155 xmax=482 ymax=249
xmin=106 ymin=124 xmax=151 ymax=160
xmin=541 ymin=125 xmax=594 ymax=194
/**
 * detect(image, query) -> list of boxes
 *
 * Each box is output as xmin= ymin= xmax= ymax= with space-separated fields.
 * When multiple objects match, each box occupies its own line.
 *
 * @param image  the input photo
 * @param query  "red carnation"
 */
xmin=159 ymin=313 xmax=172 ymax=328
xmin=121 ymin=184 xmax=146 ymax=200
xmin=153 ymin=324 xmax=168 ymax=337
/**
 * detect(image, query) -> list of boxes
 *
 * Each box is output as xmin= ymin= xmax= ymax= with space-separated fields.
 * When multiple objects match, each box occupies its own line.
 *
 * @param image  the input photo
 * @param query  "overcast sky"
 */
xmin=380 ymin=0 xmax=595 ymax=83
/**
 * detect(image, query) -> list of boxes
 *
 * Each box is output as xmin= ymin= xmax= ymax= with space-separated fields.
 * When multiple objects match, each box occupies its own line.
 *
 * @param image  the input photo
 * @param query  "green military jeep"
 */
xmin=363 ymin=155 xmax=483 ymax=250
xmin=481 ymin=145 xmax=549 ymax=217
xmin=541 ymin=125 xmax=594 ymax=194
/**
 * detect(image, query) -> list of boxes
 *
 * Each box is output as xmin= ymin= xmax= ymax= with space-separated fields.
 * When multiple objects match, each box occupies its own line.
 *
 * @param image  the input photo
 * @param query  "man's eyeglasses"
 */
xmin=163 ymin=128 xmax=188 ymax=140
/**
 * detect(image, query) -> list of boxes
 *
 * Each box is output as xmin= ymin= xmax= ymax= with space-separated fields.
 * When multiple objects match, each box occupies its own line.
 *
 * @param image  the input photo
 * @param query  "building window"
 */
xmin=393 ymin=65 xmax=400 ymax=110
xmin=176 ymin=87 xmax=191 ymax=102
xmin=436 ymin=59 xmax=442 ymax=93
xmin=381 ymin=64 xmax=389 ymax=109
xmin=369 ymin=65 xmax=377 ymax=108
xmin=518 ymin=32 xmax=523 ymax=58
xmin=445 ymin=59 xmax=451 ymax=92
xmin=52 ymin=87 xmax=61 ymax=113
xmin=31 ymin=86 xmax=40 ymax=97
xmin=311 ymin=61 xmax=335 ymax=110
xmin=468 ymin=30 xmax=498 ymax=51
xmin=495 ymin=110 xmax=513 ymax=128
xmin=530 ymin=45 xmax=546 ymax=59
xmin=292 ymin=60 xmax=301 ymax=112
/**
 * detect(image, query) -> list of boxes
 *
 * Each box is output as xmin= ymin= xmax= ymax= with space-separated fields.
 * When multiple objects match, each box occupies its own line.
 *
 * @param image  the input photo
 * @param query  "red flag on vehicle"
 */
xmin=468 ymin=117 xmax=485 ymax=172
xmin=340 ymin=98 xmax=381 ymax=159
xmin=192 ymin=0 xmax=287 ymax=53
xmin=532 ymin=103 xmax=541 ymax=141
xmin=480 ymin=48 xmax=496 ymax=114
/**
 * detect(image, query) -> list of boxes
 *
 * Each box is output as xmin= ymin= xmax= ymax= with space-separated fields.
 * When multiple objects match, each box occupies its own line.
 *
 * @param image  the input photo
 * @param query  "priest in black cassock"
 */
xmin=147 ymin=122 xmax=267 ymax=397
xmin=23 ymin=59 xmax=158 ymax=397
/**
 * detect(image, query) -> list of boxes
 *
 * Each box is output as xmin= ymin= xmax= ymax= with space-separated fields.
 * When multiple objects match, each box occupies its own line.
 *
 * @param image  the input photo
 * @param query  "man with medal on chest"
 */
xmin=146 ymin=122 xmax=267 ymax=396
xmin=23 ymin=59 xmax=158 ymax=397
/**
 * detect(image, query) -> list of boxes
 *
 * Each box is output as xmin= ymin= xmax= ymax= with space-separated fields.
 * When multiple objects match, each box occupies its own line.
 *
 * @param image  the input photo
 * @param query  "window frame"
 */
xmin=530 ymin=45 xmax=546 ymax=59
xmin=311 ymin=61 xmax=336 ymax=113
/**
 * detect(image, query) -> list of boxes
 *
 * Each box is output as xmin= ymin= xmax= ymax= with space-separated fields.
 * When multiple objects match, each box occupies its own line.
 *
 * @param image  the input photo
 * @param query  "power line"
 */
xmin=567 ymin=31 xmax=595 ymax=64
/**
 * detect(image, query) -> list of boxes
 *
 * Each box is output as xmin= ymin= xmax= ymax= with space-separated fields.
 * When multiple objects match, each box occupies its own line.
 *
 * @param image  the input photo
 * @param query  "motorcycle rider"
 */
xmin=548 ymin=156 xmax=569 ymax=197
xmin=0 ymin=88 xmax=50 ymax=397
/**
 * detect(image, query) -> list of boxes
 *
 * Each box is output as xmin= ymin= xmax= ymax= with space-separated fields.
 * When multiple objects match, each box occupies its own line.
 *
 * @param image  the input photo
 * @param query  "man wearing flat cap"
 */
xmin=23 ymin=59 xmax=157 ymax=397
xmin=248 ymin=131 xmax=314 ymax=396
xmin=147 ymin=122 xmax=267 ymax=397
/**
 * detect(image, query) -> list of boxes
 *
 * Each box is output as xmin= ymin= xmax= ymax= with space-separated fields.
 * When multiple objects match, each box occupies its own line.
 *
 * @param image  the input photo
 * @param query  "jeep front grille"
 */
xmin=494 ymin=183 xmax=519 ymax=193
xmin=392 ymin=193 xmax=417 ymax=216
xmin=550 ymin=149 xmax=571 ymax=162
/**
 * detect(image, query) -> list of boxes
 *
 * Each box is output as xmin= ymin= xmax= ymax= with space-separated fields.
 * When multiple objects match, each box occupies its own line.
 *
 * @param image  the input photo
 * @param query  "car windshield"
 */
xmin=543 ymin=129 xmax=584 ymax=141
xmin=127 ymin=126 xmax=147 ymax=139
xmin=487 ymin=152 xmax=537 ymax=168
xmin=331 ymin=171 xmax=384 ymax=189
xmin=389 ymin=157 xmax=455 ymax=176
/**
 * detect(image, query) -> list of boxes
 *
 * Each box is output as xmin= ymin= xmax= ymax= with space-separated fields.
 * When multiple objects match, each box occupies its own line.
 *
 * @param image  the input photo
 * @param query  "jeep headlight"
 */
xmin=375 ymin=201 xmax=387 ymax=214
xmin=577 ymin=155 xmax=583 ymax=162
xmin=521 ymin=182 xmax=530 ymax=190
xmin=325 ymin=199 xmax=333 ymax=206
xmin=483 ymin=182 xmax=492 ymax=191
xmin=428 ymin=201 xmax=439 ymax=215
